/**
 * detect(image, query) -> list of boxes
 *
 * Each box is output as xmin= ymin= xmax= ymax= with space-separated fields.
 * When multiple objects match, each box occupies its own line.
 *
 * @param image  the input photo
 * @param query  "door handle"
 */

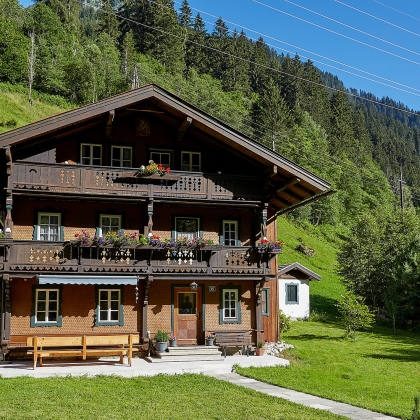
xmin=197 ymin=312 xmax=201 ymax=320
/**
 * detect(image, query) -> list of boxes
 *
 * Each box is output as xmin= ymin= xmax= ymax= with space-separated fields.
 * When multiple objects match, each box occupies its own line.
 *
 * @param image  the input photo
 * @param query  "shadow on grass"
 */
xmin=367 ymin=352 xmax=420 ymax=362
xmin=311 ymin=294 xmax=340 ymax=318
xmin=287 ymin=334 xmax=342 ymax=341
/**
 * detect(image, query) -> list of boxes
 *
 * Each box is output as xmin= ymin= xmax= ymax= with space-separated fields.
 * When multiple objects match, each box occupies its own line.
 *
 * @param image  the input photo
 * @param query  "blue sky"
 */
xmin=18 ymin=0 xmax=420 ymax=111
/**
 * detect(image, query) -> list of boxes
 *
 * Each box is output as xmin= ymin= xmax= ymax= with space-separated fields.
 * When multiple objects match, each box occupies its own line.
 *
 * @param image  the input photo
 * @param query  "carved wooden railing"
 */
xmin=4 ymin=241 xmax=277 ymax=275
xmin=11 ymin=162 xmax=262 ymax=201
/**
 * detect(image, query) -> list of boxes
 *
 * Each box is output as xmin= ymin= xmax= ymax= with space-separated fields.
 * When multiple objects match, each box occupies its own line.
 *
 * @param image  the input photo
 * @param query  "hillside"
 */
xmin=0 ymin=83 xmax=71 ymax=134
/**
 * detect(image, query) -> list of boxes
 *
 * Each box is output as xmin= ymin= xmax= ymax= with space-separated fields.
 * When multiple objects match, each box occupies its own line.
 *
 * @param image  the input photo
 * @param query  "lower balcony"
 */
xmin=2 ymin=241 xmax=279 ymax=277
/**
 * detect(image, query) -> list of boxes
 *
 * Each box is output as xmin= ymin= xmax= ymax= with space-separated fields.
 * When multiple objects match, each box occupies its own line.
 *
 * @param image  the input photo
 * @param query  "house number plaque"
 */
xmin=209 ymin=286 xmax=216 ymax=292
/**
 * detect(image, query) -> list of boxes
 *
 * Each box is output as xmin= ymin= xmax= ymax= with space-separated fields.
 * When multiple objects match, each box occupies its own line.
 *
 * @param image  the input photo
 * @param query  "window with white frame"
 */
xmin=32 ymin=288 xmax=61 ymax=326
xmin=111 ymin=146 xmax=132 ymax=167
xmin=99 ymin=214 xmax=121 ymax=236
xmin=181 ymin=151 xmax=201 ymax=171
xmin=81 ymin=143 xmax=102 ymax=165
xmin=150 ymin=150 xmax=171 ymax=168
xmin=286 ymin=283 xmax=299 ymax=304
xmin=175 ymin=217 xmax=200 ymax=240
xmin=219 ymin=284 xmax=241 ymax=324
xmin=38 ymin=213 xmax=61 ymax=241
xmin=223 ymin=220 xmax=238 ymax=246
xmin=98 ymin=289 xmax=121 ymax=323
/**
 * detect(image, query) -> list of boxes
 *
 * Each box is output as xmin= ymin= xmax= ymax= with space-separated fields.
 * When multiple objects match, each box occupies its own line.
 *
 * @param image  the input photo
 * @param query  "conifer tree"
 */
xmin=98 ymin=0 xmax=120 ymax=44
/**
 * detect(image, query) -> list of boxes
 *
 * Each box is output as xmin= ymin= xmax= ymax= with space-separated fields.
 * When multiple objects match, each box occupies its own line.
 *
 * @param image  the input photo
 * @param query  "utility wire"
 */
xmin=253 ymin=0 xmax=420 ymax=67
xmin=285 ymin=0 xmax=420 ymax=59
xmin=372 ymin=0 xmax=420 ymax=24
xmin=336 ymin=0 xmax=420 ymax=37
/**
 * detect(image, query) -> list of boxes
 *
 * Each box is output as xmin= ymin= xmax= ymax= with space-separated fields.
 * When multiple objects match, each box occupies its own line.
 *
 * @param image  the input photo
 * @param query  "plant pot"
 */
xmin=205 ymin=339 xmax=214 ymax=346
xmin=155 ymin=341 xmax=168 ymax=352
xmin=169 ymin=340 xmax=177 ymax=347
xmin=255 ymin=347 xmax=265 ymax=356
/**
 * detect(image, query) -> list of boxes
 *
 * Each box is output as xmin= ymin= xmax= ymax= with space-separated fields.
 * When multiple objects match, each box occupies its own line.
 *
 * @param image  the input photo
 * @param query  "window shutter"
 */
xmin=219 ymin=220 xmax=224 ymax=245
xmin=119 ymin=228 xmax=125 ymax=235
xmin=59 ymin=226 xmax=64 ymax=241
xmin=96 ymin=227 xmax=100 ymax=237
xmin=33 ymin=225 xmax=39 ymax=240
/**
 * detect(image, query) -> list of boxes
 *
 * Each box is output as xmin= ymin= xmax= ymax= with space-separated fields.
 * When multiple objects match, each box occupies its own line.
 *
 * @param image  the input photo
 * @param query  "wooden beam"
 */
xmin=105 ymin=110 xmax=115 ymax=139
xmin=264 ymin=165 xmax=277 ymax=189
xmin=176 ymin=117 xmax=192 ymax=143
xmin=266 ymin=177 xmax=300 ymax=200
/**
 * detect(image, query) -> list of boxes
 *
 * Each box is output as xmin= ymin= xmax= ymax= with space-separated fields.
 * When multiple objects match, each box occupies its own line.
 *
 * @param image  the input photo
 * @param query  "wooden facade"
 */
xmin=0 ymin=84 xmax=331 ymax=357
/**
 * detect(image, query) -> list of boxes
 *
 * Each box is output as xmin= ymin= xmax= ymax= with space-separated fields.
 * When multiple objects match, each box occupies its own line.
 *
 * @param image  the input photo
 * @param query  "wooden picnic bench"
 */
xmin=213 ymin=330 xmax=254 ymax=358
xmin=27 ymin=334 xmax=137 ymax=370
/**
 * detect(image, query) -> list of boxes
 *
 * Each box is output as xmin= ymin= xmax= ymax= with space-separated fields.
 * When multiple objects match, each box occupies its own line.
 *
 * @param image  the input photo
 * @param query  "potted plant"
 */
xmin=168 ymin=335 xmax=177 ymax=347
xmin=255 ymin=341 xmax=265 ymax=356
xmin=205 ymin=333 xmax=216 ymax=346
xmin=154 ymin=330 xmax=168 ymax=352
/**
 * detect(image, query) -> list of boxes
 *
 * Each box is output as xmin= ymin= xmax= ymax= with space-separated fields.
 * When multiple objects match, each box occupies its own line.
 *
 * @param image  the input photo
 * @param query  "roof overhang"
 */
xmin=38 ymin=275 xmax=138 ymax=285
xmin=278 ymin=262 xmax=322 ymax=281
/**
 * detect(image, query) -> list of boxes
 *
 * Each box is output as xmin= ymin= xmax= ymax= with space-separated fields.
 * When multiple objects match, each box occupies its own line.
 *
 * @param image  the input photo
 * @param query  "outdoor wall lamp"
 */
xmin=190 ymin=281 xmax=198 ymax=291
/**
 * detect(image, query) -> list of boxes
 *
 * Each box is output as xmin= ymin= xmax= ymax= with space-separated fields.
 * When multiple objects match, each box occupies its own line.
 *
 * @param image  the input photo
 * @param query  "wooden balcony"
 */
xmin=10 ymin=162 xmax=262 ymax=202
xmin=3 ymin=241 xmax=277 ymax=277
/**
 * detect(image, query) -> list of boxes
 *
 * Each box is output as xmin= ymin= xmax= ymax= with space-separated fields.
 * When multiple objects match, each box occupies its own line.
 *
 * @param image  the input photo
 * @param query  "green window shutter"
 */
xmin=33 ymin=225 xmax=39 ymax=240
xmin=219 ymin=220 xmax=224 ymax=245
xmin=59 ymin=226 xmax=64 ymax=241
xmin=119 ymin=228 xmax=125 ymax=235
xmin=96 ymin=227 xmax=100 ymax=237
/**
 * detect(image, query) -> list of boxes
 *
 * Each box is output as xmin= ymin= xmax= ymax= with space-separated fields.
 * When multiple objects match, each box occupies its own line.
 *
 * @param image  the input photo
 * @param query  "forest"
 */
xmin=2 ymin=0 xmax=420 ymax=327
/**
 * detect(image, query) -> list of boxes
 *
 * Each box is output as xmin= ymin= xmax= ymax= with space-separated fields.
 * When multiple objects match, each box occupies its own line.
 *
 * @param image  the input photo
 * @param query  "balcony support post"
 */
xmin=142 ymin=275 xmax=153 ymax=343
xmin=0 ymin=274 xmax=11 ymax=358
xmin=255 ymin=277 xmax=266 ymax=344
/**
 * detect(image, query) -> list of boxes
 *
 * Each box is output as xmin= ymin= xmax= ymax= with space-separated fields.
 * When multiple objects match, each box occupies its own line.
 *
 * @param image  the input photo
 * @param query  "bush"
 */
xmin=154 ymin=330 xmax=168 ymax=342
xmin=279 ymin=310 xmax=292 ymax=339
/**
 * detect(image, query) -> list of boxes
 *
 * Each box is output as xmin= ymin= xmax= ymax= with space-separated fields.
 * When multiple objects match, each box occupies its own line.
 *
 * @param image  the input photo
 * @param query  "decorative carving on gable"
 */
xmin=135 ymin=117 xmax=150 ymax=136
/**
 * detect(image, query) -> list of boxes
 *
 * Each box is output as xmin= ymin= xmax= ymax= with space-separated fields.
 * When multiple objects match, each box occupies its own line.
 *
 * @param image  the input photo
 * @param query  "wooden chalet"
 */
xmin=0 ymin=84 xmax=331 ymax=358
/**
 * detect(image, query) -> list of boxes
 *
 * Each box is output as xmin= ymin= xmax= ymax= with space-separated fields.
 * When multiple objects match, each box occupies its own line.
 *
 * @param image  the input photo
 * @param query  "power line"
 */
xmin=171 ymin=0 xmax=420 ymax=96
xmin=285 ymin=0 xmax=420 ymax=58
xmin=372 ymin=0 xmax=420 ymax=24
xmin=253 ymin=0 xmax=420 ymax=67
xmin=336 ymin=0 xmax=420 ymax=37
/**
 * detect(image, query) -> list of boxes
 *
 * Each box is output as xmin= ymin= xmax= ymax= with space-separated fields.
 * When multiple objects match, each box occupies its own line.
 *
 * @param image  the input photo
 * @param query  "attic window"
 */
xmin=150 ymin=150 xmax=171 ymax=168
xmin=111 ymin=146 xmax=132 ymax=167
xmin=181 ymin=151 xmax=201 ymax=172
xmin=81 ymin=144 xmax=102 ymax=165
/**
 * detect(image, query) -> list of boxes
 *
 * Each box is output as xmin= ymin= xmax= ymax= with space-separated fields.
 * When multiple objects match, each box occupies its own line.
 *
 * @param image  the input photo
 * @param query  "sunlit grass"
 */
xmin=0 ymin=374 xmax=347 ymax=419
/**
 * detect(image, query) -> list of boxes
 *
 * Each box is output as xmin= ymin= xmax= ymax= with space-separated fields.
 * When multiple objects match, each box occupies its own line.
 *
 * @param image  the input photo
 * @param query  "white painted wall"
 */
xmin=279 ymin=279 xmax=311 ymax=320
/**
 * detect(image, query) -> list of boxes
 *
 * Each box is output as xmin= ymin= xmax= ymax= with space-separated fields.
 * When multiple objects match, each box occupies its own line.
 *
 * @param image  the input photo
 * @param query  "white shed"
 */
xmin=278 ymin=262 xmax=321 ymax=320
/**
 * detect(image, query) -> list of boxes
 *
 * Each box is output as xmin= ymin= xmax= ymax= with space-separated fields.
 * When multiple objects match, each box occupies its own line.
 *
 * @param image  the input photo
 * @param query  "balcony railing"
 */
xmin=10 ymin=162 xmax=262 ymax=202
xmin=3 ymin=241 xmax=277 ymax=276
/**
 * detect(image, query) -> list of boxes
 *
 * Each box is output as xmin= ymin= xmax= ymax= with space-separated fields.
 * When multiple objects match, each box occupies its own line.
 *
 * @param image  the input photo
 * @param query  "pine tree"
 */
xmin=187 ymin=12 xmax=207 ymax=74
xmin=98 ymin=0 xmax=120 ymax=44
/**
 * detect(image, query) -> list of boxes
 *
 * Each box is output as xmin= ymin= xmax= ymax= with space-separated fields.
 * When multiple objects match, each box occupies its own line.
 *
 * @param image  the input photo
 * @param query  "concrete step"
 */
xmin=145 ymin=353 xmax=223 ymax=363
xmin=166 ymin=346 xmax=220 ymax=355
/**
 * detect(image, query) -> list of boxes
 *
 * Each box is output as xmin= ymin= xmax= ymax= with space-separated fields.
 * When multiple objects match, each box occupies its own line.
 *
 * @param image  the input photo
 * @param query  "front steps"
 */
xmin=145 ymin=345 xmax=223 ymax=363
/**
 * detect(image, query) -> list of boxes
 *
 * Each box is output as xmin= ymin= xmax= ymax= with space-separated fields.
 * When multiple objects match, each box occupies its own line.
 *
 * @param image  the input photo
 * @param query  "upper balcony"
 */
xmin=2 ymin=240 xmax=279 ymax=278
xmin=9 ymin=162 xmax=263 ymax=203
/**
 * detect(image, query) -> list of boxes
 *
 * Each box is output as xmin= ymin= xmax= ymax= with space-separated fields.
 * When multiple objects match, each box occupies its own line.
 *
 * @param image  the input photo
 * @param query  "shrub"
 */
xmin=154 ymin=330 xmax=168 ymax=342
xmin=279 ymin=310 xmax=292 ymax=339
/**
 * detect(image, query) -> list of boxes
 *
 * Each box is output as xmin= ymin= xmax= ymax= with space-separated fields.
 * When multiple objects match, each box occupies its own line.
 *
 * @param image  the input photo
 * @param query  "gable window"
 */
xmin=99 ymin=214 xmax=121 ymax=237
xmin=174 ymin=217 xmax=200 ymax=240
xmin=150 ymin=150 xmax=171 ymax=168
xmin=37 ymin=213 xmax=62 ymax=241
xmin=81 ymin=144 xmax=102 ymax=165
xmin=111 ymin=146 xmax=132 ymax=167
xmin=181 ymin=151 xmax=201 ymax=171
xmin=262 ymin=288 xmax=270 ymax=316
xmin=219 ymin=284 xmax=242 ymax=324
xmin=31 ymin=286 xmax=62 ymax=327
xmin=222 ymin=220 xmax=239 ymax=246
xmin=95 ymin=286 xmax=124 ymax=326
xmin=286 ymin=283 xmax=299 ymax=304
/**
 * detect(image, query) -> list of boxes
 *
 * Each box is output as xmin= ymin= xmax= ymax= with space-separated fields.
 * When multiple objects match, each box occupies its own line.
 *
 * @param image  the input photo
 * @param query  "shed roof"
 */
xmin=278 ymin=262 xmax=322 ymax=281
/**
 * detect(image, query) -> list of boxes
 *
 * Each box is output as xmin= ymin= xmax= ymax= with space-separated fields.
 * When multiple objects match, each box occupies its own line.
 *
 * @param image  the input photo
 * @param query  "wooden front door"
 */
xmin=174 ymin=287 xmax=202 ymax=345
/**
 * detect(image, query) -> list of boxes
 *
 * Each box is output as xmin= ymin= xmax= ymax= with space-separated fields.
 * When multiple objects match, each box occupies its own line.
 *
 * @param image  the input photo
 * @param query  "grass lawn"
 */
xmin=0 ymin=374 xmax=347 ymax=420
xmin=237 ymin=321 xmax=420 ymax=420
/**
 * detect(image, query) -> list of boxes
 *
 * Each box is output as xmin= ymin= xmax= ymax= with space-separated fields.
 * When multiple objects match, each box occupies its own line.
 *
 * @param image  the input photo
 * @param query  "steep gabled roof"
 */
xmin=278 ymin=262 xmax=322 ymax=281
xmin=0 ymin=84 xmax=332 ymax=212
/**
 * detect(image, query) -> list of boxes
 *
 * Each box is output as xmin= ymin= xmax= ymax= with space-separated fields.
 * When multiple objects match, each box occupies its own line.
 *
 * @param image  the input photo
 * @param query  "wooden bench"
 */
xmin=27 ymin=334 xmax=136 ymax=370
xmin=213 ymin=330 xmax=254 ymax=358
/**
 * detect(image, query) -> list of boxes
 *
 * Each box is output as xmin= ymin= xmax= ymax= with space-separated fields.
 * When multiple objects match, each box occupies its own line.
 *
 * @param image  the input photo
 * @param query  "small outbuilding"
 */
xmin=278 ymin=262 xmax=321 ymax=320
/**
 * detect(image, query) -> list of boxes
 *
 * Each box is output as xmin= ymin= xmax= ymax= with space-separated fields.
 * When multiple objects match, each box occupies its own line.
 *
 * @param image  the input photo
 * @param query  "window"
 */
xmin=99 ymin=214 xmax=122 ymax=236
xmin=95 ymin=286 xmax=124 ymax=326
xmin=262 ymin=288 xmax=270 ymax=316
xmin=174 ymin=217 xmax=200 ymax=240
xmin=150 ymin=150 xmax=171 ymax=168
xmin=219 ymin=284 xmax=242 ymax=324
xmin=111 ymin=146 xmax=132 ymax=167
xmin=31 ymin=286 xmax=62 ymax=327
xmin=286 ymin=283 xmax=299 ymax=304
xmin=181 ymin=151 xmax=201 ymax=171
xmin=37 ymin=213 xmax=62 ymax=241
xmin=222 ymin=220 xmax=239 ymax=246
xmin=81 ymin=144 xmax=102 ymax=165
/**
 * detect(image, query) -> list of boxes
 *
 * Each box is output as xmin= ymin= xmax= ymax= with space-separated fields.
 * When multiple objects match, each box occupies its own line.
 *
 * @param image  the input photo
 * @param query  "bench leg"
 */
xmin=33 ymin=358 xmax=37 ymax=370
xmin=39 ymin=355 xmax=43 ymax=367
xmin=224 ymin=346 xmax=226 ymax=358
